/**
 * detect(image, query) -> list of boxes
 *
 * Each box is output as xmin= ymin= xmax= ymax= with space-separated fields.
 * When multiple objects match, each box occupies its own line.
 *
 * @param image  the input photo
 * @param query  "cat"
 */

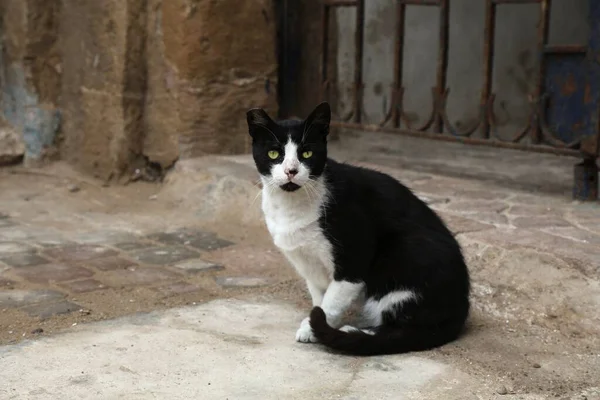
xmin=246 ymin=102 xmax=470 ymax=356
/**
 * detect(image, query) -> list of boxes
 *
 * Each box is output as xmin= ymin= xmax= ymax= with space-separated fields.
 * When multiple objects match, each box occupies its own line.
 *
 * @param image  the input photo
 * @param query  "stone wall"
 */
xmin=0 ymin=0 xmax=277 ymax=179
xmin=0 ymin=0 xmax=61 ymax=166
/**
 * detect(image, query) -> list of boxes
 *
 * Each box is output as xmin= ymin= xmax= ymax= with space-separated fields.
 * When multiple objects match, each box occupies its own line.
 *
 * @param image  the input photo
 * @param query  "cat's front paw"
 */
xmin=295 ymin=317 xmax=318 ymax=343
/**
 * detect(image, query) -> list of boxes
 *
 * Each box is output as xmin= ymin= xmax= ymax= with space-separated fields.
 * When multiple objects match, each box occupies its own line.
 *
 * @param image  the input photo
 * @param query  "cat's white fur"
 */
xmin=261 ymin=138 xmax=416 ymax=343
xmin=363 ymin=290 xmax=417 ymax=326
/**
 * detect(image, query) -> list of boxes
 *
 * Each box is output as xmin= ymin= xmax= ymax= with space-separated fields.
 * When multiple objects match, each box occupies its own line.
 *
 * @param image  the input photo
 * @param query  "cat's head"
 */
xmin=246 ymin=102 xmax=330 ymax=192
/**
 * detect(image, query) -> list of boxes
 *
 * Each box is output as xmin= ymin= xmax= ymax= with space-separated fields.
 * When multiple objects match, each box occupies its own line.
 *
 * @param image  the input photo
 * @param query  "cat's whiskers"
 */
xmin=266 ymin=178 xmax=278 ymax=197
xmin=302 ymin=181 xmax=315 ymax=204
xmin=304 ymin=180 xmax=320 ymax=204
xmin=249 ymin=179 xmax=266 ymax=206
xmin=250 ymin=177 xmax=279 ymax=207
xmin=250 ymin=189 xmax=263 ymax=207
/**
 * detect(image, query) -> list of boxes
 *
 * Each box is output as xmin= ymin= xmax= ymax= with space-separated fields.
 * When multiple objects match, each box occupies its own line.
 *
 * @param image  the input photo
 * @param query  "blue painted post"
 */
xmin=572 ymin=0 xmax=600 ymax=201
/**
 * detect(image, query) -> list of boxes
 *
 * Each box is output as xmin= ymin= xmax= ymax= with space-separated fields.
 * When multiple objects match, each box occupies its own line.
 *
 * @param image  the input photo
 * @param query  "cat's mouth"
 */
xmin=280 ymin=182 xmax=302 ymax=192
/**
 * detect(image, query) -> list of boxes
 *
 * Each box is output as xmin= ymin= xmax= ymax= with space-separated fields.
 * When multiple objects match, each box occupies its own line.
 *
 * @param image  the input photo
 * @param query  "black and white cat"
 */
xmin=246 ymin=102 xmax=470 ymax=356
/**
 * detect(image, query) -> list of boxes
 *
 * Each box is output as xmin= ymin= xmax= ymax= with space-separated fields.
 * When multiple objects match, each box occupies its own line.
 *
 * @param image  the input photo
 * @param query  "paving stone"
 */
xmin=409 ymin=180 xmax=472 ymax=197
xmin=0 ymin=252 xmax=50 ymax=267
xmin=512 ymin=216 xmax=572 ymax=229
xmin=186 ymin=236 xmax=234 ymax=251
xmin=129 ymin=246 xmax=200 ymax=265
xmin=82 ymin=256 xmax=137 ymax=272
xmin=569 ymin=204 xmax=600 ymax=219
xmin=541 ymin=227 xmax=600 ymax=246
xmin=0 ymin=225 xmax=73 ymax=248
xmin=444 ymin=200 xmax=509 ymax=214
xmin=58 ymin=279 xmax=107 ymax=293
xmin=0 ymin=263 xmax=9 ymax=274
xmin=466 ymin=228 xmax=600 ymax=278
xmin=13 ymin=263 xmax=94 ymax=284
xmin=155 ymin=282 xmax=204 ymax=296
xmin=467 ymin=212 xmax=510 ymax=226
xmin=113 ymin=241 xmax=156 ymax=251
xmin=0 ymin=277 xmax=16 ymax=288
xmin=0 ymin=289 xmax=65 ymax=307
xmin=0 ymin=241 xmax=35 ymax=254
xmin=509 ymin=194 xmax=563 ymax=206
xmin=509 ymin=204 xmax=565 ymax=217
xmin=439 ymin=214 xmax=494 ymax=234
xmin=147 ymin=230 xmax=208 ymax=246
xmin=43 ymin=244 xmax=118 ymax=262
xmin=215 ymin=276 xmax=272 ymax=288
xmin=148 ymin=229 xmax=234 ymax=251
xmin=572 ymin=218 xmax=600 ymax=236
xmin=206 ymin=244 xmax=287 ymax=275
xmin=0 ymin=219 xmax=16 ymax=228
xmin=0 ymin=226 xmax=60 ymax=241
xmin=172 ymin=259 xmax=224 ymax=274
xmin=453 ymin=189 xmax=509 ymax=201
xmin=99 ymin=267 xmax=181 ymax=287
xmin=33 ymin=237 xmax=76 ymax=248
xmin=74 ymin=231 xmax=141 ymax=245
xmin=567 ymin=208 xmax=600 ymax=235
xmin=22 ymin=300 xmax=82 ymax=319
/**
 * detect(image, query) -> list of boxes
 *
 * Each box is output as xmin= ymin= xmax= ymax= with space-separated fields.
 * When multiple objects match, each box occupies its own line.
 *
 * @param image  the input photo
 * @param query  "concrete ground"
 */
xmin=1 ymin=132 xmax=599 ymax=399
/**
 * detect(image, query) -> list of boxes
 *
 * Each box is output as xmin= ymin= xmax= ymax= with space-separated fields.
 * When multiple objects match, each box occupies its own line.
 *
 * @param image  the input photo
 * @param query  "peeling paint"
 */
xmin=544 ymin=52 xmax=599 ymax=144
xmin=0 ymin=60 xmax=60 ymax=162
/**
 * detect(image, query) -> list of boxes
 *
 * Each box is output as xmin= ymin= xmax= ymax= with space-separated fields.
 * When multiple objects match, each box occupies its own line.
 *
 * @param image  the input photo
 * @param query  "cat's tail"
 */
xmin=309 ymin=306 xmax=465 ymax=356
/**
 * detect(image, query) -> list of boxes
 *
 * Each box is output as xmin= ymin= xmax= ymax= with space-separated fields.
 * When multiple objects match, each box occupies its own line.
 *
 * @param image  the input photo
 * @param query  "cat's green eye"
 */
xmin=268 ymin=150 xmax=279 ymax=159
xmin=302 ymin=151 xmax=313 ymax=159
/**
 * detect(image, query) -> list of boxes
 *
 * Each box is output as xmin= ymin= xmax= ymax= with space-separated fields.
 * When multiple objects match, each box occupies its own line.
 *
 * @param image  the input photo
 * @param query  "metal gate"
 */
xmin=318 ymin=0 xmax=600 ymax=200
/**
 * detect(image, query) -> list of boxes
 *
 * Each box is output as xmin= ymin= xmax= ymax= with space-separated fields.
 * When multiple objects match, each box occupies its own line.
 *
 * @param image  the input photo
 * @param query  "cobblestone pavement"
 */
xmin=1 ymin=226 xmax=232 ymax=316
xmin=1 ymin=133 xmax=600 ymax=398
xmin=0 ymin=164 xmax=300 ymax=347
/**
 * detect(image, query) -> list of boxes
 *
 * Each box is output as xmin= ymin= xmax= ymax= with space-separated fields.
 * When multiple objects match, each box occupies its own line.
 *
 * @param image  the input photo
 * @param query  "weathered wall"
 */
xmin=59 ymin=0 xmax=148 ymax=179
xmin=0 ymin=0 xmax=277 ymax=178
xmin=157 ymin=0 xmax=277 ymax=162
xmin=0 ymin=0 xmax=61 ymax=165
xmin=335 ymin=0 xmax=590 ymax=137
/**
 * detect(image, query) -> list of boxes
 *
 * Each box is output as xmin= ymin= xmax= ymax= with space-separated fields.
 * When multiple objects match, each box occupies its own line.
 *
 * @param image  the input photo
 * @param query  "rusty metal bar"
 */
xmin=488 ymin=94 xmax=533 ymax=142
xmin=392 ymin=1 xmax=407 ymax=128
xmin=538 ymin=94 xmax=584 ymax=149
xmin=320 ymin=3 xmax=330 ymax=102
xmin=331 ymin=121 xmax=582 ymax=157
xmin=434 ymin=0 xmax=449 ymax=133
xmin=544 ymin=45 xmax=587 ymax=54
xmin=318 ymin=0 xmax=598 ymax=200
xmin=531 ymin=0 xmax=551 ymax=144
xmin=492 ymin=0 xmax=540 ymax=4
xmin=323 ymin=0 xmax=357 ymax=7
xmin=438 ymin=88 xmax=483 ymax=137
xmin=481 ymin=0 xmax=496 ymax=139
xmin=352 ymin=0 xmax=365 ymax=123
xmin=398 ymin=0 xmax=440 ymax=5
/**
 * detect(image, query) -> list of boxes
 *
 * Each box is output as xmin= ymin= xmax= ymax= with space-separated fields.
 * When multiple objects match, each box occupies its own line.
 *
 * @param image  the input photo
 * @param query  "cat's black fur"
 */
xmin=248 ymin=102 xmax=470 ymax=356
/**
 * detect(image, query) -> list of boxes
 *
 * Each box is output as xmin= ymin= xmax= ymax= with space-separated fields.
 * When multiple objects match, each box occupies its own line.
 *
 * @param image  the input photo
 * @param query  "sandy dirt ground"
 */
xmin=1 ymin=133 xmax=599 ymax=398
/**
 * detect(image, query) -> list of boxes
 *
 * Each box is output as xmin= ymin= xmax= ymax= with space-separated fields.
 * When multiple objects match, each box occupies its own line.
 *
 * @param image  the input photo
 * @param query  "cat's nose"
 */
xmin=285 ymin=168 xmax=298 ymax=179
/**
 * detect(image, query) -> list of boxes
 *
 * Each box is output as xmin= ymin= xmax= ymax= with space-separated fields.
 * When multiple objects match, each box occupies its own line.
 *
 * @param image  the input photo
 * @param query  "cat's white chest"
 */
xmin=262 ymin=184 xmax=334 ymax=291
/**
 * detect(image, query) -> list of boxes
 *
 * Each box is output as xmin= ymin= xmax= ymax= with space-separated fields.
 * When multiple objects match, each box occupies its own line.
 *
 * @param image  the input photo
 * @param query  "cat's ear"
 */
xmin=246 ymin=108 xmax=275 ymax=139
xmin=304 ymin=102 xmax=331 ymax=137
